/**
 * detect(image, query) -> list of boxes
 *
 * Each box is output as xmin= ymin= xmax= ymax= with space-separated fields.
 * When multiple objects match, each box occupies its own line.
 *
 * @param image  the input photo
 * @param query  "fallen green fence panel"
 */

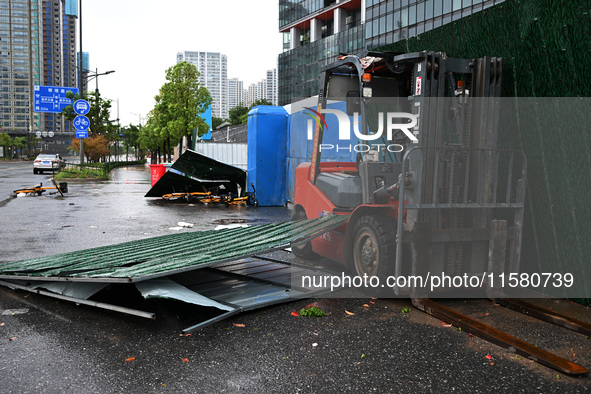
xmin=0 ymin=214 xmax=348 ymax=283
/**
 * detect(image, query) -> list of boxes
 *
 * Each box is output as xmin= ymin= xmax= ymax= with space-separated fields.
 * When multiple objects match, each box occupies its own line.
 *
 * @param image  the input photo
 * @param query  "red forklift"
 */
xmin=291 ymin=51 xmax=590 ymax=375
xmin=292 ymin=51 xmax=591 ymax=375
xmin=293 ymin=50 xmax=524 ymax=287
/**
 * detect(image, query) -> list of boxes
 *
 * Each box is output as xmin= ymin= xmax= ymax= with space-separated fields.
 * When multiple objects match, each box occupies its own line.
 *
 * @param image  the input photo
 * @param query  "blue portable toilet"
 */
xmin=247 ymin=106 xmax=289 ymax=206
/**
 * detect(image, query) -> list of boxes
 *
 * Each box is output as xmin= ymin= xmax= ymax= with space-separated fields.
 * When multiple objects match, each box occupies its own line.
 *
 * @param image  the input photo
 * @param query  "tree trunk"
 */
xmin=166 ymin=137 xmax=171 ymax=162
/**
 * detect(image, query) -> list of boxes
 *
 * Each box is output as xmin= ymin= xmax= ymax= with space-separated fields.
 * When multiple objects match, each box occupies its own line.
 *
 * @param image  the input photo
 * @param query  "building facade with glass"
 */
xmin=41 ymin=0 xmax=78 ymax=140
xmin=0 ymin=0 xmax=78 ymax=155
xmin=278 ymin=0 xmax=505 ymax=105
xmin=0 ymin=0 xmax=42 ymax=140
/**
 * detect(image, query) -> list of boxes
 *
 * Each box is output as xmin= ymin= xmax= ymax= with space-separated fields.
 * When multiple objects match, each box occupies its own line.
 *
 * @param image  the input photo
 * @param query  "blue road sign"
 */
xmin=74 ymin=99 xmax=90 ymax=115
xmin=76 ymin=131 xmax=89 ymax=139
xmin=33 ymin=85 xmax=79 ymax=113
xmin=74 ymin=115 xmax=90 ymax=131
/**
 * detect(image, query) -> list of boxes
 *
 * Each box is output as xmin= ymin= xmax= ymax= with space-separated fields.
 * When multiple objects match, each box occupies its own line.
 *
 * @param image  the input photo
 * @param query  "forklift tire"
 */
xmin=291 ymin=208 xmax=318 ymax=260
xmin=351 ymin=215 xmax=396 ymax=279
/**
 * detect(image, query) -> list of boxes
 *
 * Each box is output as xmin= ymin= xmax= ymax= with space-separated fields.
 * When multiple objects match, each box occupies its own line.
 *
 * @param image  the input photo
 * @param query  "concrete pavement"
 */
xmin=0 ymin=164 xmax=589 ymax=393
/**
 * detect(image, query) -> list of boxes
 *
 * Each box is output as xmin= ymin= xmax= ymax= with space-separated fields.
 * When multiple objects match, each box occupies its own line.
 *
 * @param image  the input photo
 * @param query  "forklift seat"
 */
xmin=315 ymin=172 xmax=363 ymax=208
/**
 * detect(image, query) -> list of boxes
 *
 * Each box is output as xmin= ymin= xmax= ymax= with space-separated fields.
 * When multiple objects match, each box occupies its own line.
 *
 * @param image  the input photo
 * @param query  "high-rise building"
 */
xmin=245 ymin=79 xmax=269 ymax=107
xmin=0 ymin=0 xmax=78 ymax=155
xmin=42 ymin=0 xmax=78 ymax=138
xmin=265 ymin=69 xmax=277 ymax=106
xmin=228 ymin=77 xmax=245 ymax=110
xmin=177 ymin=51 xmax=228 ymax=119
xmin=0 ymin=0 xmax=42 ymax=140
xmin=278 ymin=0 xmax=505 ymax=105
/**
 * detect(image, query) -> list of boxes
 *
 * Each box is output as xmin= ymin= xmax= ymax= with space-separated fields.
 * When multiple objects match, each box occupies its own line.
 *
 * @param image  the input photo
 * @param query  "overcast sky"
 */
xmin=82 ymin=0 xmax=282 ymax=126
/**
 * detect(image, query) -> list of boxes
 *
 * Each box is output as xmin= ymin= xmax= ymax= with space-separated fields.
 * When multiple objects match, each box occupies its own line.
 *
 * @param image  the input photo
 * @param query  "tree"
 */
xmin=228 ymin=100 xmax=274 ymax=125
xmin=0 ymin=133 xmax=29 ymax=158
xmin=69 ymin=135 xmax=110 ymax=163
xmin=61 ymin=91 xmax=117 ymax=162
xmin=212 ymin=116 xmax=225 ymax=130
xmin=138 ymin=110 xmax=164 ymax=163
xmin=229 ymin=104 xmax=249 ymax=125
xmin=121 ymin=124 xmax=140 ymax=161
xmin=62 ymin=91 xmax=116 ymax=137
xmin=250 ymin=99 xmax=273 ymax=108
xmin=155 ymin=61 xmax=212 ymax=161
xmin=0 ymin=133 xmax=11 ymax=158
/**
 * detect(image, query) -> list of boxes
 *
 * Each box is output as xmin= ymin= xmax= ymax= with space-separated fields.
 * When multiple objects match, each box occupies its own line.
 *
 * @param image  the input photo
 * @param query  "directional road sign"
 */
xmin=33 ymin=85 xmax=79 ymax=113
xmin=73 ymin=115 xmax=90 ymax=131
xmin=74 ymin=99 xmax=90 ymax=115
xmin=76 ymin=131 xmax=89 ymax=139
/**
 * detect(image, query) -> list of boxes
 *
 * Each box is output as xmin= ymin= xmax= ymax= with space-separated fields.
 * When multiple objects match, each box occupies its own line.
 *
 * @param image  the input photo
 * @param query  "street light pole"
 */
xmin=78 ymin=69 xmax=115 ymax=163
xmin=78 ymin=0 xmax=84 ymax=165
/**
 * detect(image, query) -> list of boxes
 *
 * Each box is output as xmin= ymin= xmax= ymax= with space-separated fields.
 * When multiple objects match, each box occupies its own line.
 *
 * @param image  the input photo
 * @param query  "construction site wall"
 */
xmin=379 ymin=0 xmax=590 ymax=296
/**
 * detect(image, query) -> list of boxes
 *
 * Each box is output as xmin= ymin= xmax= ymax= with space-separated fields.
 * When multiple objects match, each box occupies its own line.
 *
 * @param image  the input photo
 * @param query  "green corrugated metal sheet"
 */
xmin=0 ymin=214 xmax=348 ymax=283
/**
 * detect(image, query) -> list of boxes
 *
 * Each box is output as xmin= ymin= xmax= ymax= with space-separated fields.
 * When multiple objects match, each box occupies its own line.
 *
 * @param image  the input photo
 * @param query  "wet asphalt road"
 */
xmin=0 ymin=162 xmax=590 ymax=393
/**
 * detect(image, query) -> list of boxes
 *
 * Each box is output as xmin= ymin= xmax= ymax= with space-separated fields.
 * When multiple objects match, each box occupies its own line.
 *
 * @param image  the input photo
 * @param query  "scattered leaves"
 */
xmin=8 ymin=336 xmax=17 ymax=341
xmin=345 ymin=310 xmax=355 ymax=316
xmin=486 ymin=354 xmax=493 ymax=360
xmin=363 ymin=304 xmax=370 ymax=308
xmin=442 ymin=322 xmax=452 ymax=327
xmin=182 ymin=358 xmax=190 ymax=363
xmin=125 ymin=357 xmax=136 ymax=362
xmin=369 ymin=301 xmax=375 ymax=305
xmin=361 ymin=353 xmax=365 ymax=358
xmin=233 ymin=323 xmax=246 ymax=328
xmin=282 ymin=356 xmax=289 ymax=360
xmin=513 ymin=355 xmax=522 ymax=360
xmin=299 ymin=306 xmax=328 ymax=317
xmin=290 ymin=311 xmax=300 ymax=317
xmin=401 ymin=307 xmax=412 ymax=314
xmin=0 ymin=322 xmax=5 ymax=327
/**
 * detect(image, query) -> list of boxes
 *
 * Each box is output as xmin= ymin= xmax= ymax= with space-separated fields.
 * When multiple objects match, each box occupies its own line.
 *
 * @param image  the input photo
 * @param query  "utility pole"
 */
xmin=78 ymin=0 xmax=84 ymax=165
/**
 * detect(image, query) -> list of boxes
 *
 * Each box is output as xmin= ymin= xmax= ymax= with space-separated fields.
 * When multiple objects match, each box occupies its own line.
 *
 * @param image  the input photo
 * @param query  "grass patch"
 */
xmin=299 ymin=306 xmax=328 ymax=317
xmin=55 ymin=160 xmax=146 ymax=181
xmin=55 ymin=166 xmax=108 ymax=181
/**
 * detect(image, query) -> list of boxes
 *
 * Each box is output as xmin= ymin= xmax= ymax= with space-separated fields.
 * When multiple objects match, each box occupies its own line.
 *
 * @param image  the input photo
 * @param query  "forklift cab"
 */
xmin=312 ymin=52 xmax=418 ymax=207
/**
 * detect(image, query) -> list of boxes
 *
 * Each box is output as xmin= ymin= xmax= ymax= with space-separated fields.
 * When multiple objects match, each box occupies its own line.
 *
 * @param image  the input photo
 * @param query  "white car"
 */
xmin=33 ymin=153 xmax=65 ymax=174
